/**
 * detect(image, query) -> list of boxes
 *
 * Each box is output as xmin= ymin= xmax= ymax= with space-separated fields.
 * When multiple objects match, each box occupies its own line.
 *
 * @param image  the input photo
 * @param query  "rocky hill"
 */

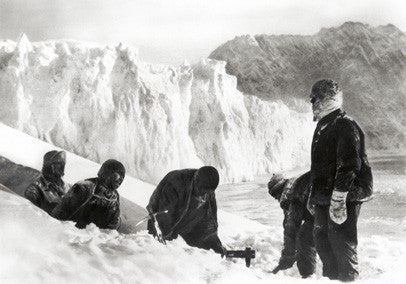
xmin=209 ymin=22 xmax=406 ymax=150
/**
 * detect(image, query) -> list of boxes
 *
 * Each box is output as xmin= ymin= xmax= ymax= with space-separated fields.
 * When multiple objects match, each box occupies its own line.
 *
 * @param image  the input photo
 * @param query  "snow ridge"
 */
xmin=0 ymin=35 xmax=313 ymax=184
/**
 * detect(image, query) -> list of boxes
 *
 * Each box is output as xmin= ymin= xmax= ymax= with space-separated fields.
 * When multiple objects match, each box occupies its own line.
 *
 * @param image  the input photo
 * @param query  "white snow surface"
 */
xmin=1 ymin=124 xmax=406 ymax=283
xmin=0 ymin=35 xmax=314 ymax=184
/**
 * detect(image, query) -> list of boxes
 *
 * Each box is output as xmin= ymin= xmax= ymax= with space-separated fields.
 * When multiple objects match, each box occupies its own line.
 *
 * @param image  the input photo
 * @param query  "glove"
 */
xmin=329 ymin=190 xmax=348 ymax=224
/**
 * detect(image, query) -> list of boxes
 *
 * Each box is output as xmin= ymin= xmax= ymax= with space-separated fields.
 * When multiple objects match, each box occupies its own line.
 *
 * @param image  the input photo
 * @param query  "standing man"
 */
xmin=147 ymin=166 xmax=227 ymax=255
xmin=268 ymin=171 xmax=316 ymax=278
xmin=308 ymin=79 xmax=373 ymax=281
xmin=52 ymin=159 xmax=125 ymax=230
xmin=25 ymin=150 xmax=70 ymax=215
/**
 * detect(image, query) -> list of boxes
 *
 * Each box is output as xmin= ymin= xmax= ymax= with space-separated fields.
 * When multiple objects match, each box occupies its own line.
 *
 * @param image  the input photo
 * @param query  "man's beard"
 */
xmin=312 ymin=94 xmax=342 ymax=121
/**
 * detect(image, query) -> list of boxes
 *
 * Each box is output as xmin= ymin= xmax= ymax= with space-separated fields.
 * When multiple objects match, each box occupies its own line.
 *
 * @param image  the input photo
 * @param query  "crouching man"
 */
xmin=147 ymin=166 xmax=226 ymax=255
xmin=25 ymin=150 xmax=70 ymax=215
xmin=52 ymin=159 xmax=125 ymax=230
xmin=268 ymin=171 xmax=316 ymax=278
xmin=309 ymin=79 xmax=373 ymax=281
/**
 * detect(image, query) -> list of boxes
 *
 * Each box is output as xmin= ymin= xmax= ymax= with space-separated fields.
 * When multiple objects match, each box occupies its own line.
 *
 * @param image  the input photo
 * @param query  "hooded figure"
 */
xmin=146 ymin=166 xmax=226 ymax=254
xmin=52 ymin=159 xmax=125 ymax=230
xmin=268 ymin=172 xmax=316 ymax=278
xmin=25 ymin=150 xmax=70 ymax=215
xmin=309 ymin=79 xmax=373 ymax=281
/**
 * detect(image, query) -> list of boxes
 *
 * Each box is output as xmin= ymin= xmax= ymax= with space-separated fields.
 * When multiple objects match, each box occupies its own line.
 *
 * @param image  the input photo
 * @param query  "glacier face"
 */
xmin=0 ymin=35 xmax=314 ymax=184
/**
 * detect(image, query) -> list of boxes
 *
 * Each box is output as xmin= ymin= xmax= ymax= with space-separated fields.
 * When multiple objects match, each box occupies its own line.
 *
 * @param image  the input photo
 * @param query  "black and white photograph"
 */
xmin=0 ymin=0 xmax=405 ymax=283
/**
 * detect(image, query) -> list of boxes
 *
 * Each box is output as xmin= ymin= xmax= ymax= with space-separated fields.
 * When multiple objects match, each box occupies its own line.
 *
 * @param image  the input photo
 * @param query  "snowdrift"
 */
xmin=0 ymin=35 xmax=314 ymax=184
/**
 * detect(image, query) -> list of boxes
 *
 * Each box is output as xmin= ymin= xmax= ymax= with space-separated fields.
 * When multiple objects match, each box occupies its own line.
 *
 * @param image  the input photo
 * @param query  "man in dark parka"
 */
xmin=308 ymin=79 xmax=373 ymax=281
xmin=268 ymin=171 xmax=316 ymax=278
xmin=52 ymin=159 xmax=125 ymax=230
xmin=25 ymin=150 xmax=70 ymax=215
xmin=147 ymin=166 xmax=226 ymax=255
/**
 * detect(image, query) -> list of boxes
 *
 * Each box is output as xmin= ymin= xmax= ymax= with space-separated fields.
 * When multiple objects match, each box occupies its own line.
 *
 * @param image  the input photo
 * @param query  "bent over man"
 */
xmin=268 ymin=171 xmax=316 ymax=278
xmin=52 ymin=159 xmax=125 ymax=230
xmin=147 ymin=166 xmax=226 ymax=254
xmin=25 ymin=150 xmax=70 ymax=215
xmin=308 ymin=79 xmax=373 ymax=281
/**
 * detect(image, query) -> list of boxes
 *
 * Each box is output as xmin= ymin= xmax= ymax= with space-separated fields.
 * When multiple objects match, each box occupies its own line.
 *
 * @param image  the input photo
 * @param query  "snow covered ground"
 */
xmin=1 ymin=124 xmax=406 ymax=283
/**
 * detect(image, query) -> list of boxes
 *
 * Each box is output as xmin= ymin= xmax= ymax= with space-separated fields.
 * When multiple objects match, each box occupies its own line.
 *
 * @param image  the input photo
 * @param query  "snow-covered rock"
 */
xmin=0 ymin=35 xmax=314 ymax=184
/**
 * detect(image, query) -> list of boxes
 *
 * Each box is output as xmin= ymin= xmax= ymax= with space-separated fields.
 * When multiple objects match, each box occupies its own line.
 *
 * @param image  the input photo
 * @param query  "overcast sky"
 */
xmin=1 ymin=0 xmax=405 ymax=64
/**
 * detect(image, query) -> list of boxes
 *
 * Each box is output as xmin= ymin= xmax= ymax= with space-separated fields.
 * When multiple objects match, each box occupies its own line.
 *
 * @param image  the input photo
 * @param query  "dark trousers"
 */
xmin=281 ymin=201 xmax=316 ymax=277
xmin=296 ymin=216 xmax=317 ymax=277
xmin=313 ymin=203 xmax=361 ymax=281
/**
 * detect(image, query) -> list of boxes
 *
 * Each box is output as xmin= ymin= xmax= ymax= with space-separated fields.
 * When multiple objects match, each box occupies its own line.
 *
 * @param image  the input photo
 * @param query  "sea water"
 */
xmin=217 ymin=155 xmax=406 ymax=234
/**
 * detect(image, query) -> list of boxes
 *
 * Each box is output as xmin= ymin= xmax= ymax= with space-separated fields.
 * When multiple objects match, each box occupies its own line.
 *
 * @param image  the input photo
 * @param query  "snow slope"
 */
xmin=1 ymin=124 xmax=406 ymax=283
xmin=0 ymin=35 xmax=314 ymax=184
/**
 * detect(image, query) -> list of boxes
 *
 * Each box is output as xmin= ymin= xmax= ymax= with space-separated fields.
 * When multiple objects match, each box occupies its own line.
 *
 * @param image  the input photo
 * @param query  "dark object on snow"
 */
xmin=52 ymin=159 xmax=125 ymax=230
xmin=309 ymin=106 xmax=372 ymax=281
xmin=225 ymin=247 xmax=256 ymax=267
xmin=146 ymin=167 xmax=225 ymax=254
xmin=268 ymin=171 xmax=316 ymax=278
xmin=0 ymin=156 xmax=40 ymax=196
xmin=24 ymin=150 xmax=70 ymax=215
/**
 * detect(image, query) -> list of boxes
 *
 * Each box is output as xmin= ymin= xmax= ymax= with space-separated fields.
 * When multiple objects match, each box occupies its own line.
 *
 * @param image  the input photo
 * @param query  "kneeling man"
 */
xmin=52 ymin=159 xmax=125 ymax=230
xmin=25 ymin=150 xmax=70 ymax=215
xmin=147 ymin=166 xmax=226 ymax=255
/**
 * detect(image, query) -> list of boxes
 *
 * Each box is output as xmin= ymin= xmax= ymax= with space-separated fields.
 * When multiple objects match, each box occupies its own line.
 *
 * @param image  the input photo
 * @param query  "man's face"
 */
xmin=194 ymin=184 xmax=213 ymax=198
xmin=310 ymin=92 xmax=327 ymax=121
xmin=50 ymin=162 xmax=65 ymax=177
xmin=104 ymin=172 xmax=124 ymax=190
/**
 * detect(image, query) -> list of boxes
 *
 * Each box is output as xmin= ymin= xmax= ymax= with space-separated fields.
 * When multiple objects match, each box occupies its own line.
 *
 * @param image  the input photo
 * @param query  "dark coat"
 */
xmin=25 ymin=175 xmax=70 ymax=215
xmin=52 ymin=178 xmax=121 ymax=230
xmin=147 ymin=169 xmax=223 ymax=253
xmin=310 ymin=109 xmax=373 ymax=205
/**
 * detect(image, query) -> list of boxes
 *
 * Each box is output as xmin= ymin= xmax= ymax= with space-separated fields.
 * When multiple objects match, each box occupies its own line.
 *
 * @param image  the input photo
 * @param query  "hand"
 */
xmin=220 ymin=246 xmax=227 ymax=258
xmin=329 ymin=190 xmax=348 ymax=224
xmin=272 ymin=256 xmax=295 ymax=274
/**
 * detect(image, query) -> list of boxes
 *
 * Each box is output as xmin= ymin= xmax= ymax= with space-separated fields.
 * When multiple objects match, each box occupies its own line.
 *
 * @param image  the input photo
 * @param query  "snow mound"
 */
xmin=0 ymin=35 xmax=314 ymax=184
xmin=1 ymin=189 xmax=405 ymax=283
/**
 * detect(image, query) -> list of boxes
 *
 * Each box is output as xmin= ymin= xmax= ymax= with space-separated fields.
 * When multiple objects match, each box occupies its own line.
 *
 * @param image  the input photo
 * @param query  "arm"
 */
xmin=106 ymin=197 xmax=121 ymax=230
xmin=334 ymin=119 xmax=362 ymax=193
xmin=25 ymin=182 xmax=42 ymax=207
xmin=201 ymin=193 xmax=225 ymax=254
xmin=147 ymin=177 xmax=183 ymax=238
xmin=329 ymin=118 xmax=362 ymax=224
xmin=51 ymin=183 xmax=88 ymax=220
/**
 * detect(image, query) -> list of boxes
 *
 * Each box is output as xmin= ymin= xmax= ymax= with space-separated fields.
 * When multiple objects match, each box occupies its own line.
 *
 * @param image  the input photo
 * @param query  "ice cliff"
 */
xmin=0 ymin=35 xmax=313 ymax=184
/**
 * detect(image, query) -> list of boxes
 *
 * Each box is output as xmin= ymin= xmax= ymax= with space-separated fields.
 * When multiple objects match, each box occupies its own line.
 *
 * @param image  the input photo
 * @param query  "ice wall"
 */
xmin=0 ymin=35 xmax=314 ymax=184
